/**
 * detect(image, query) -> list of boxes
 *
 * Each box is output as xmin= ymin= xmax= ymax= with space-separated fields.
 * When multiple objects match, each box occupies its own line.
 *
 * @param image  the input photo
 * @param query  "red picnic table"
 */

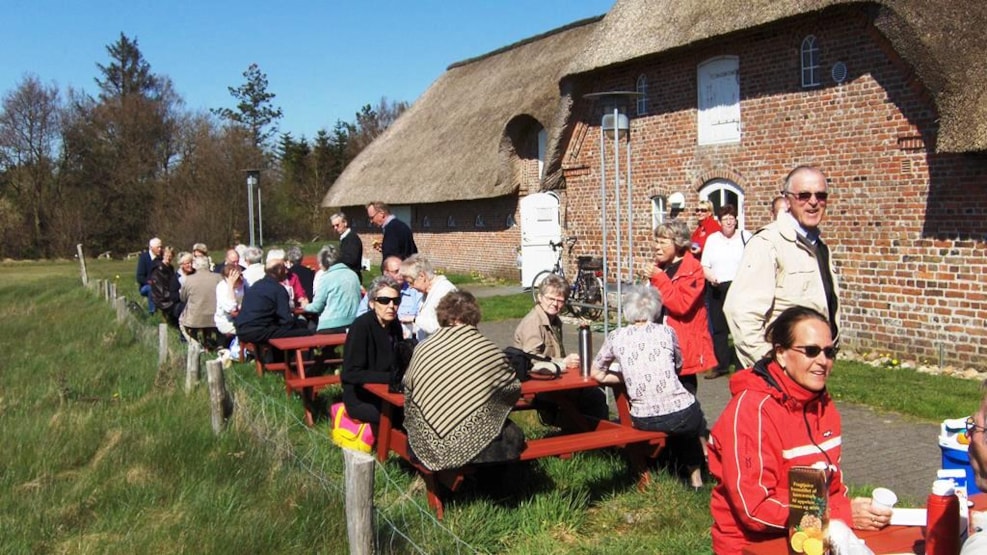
xmin=742 ymin=493 xmax=987 ymax=554
xmin=268 ymin=333 xmax=346 ymax=426
xmin=363 ymin=370 xmax=668 ymax=519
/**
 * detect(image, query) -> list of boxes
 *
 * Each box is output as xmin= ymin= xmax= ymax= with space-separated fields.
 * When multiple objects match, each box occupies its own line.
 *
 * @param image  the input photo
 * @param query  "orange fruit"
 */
xmin=803 ymin=537 xmax=824 ymax=555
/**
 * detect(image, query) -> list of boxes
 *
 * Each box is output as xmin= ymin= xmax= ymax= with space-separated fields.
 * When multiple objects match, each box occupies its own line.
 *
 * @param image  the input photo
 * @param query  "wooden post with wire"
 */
xmin=115 ymin=297 xmax=127 ymax=323
xmin=76 ymin=243 xmax=88 ymax=286
xmin=158 ymin=324 xmax=169 ymax=367
xmin=206 ymin=359 xmax=229 ymax=434
xmin=185 ymin=341 xmax=202 ymax=392
xmin=344 ymin=449 xmax=376 ymax=555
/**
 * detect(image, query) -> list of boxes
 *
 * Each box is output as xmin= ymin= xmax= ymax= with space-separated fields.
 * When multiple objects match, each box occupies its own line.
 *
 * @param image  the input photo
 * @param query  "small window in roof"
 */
xmin=801 ymin=36 xmax=820 ymax=88
xmin=636 ymin=74 xmax=648 ymax=115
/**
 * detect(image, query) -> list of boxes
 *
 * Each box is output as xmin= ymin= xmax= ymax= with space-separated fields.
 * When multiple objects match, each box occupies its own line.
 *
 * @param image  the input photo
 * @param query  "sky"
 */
xmin=4 ymin=0 xmax=614 ymax=141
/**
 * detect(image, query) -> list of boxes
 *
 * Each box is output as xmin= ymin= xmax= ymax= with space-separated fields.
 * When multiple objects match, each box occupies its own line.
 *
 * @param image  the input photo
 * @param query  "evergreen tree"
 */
xmin=213 ymin=63 xmax=283 ymax=150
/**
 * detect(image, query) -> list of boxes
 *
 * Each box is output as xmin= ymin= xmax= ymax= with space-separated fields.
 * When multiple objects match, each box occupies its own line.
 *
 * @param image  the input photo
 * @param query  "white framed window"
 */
xmin=697 ymin=56 xmax=740 ymax=145
xmin=447 ymin=216 xmax=457 ymax=228
xmin=474 ymin=214 xmax=486 ymax=228
xmin=801 ymin=36 xmax=821 ymax=87
xmin=699 ymin=179 xmax=746 ymax=229
xmin=422 ymin=216 xmax=430 ymax=229
xmin=636 ymin=74 xmax=648 ymax=115
xmin=650 ymin=195 xmax=666 ymax=230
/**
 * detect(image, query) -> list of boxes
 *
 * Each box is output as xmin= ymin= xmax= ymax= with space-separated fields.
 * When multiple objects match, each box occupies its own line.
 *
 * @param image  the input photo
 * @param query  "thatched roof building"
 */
xmin=325 ymin=0 xmax=985 ymax=207
xmin=321 ymin=17 xmax=602 ymax=208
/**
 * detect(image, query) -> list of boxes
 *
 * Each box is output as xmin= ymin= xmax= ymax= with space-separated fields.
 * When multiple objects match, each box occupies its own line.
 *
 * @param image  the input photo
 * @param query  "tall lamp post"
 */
xmin=245 ymin=170 xmax=259 ymax=246
xmin=583 ymin=91 xmax=642 ymax=334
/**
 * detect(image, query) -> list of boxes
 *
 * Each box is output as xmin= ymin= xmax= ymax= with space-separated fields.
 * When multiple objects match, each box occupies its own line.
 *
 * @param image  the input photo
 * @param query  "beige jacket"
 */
xmin=513 ymin=305 xmax=565 ymax=358
xmin=723 ymin=214 xmax=840 ymax=367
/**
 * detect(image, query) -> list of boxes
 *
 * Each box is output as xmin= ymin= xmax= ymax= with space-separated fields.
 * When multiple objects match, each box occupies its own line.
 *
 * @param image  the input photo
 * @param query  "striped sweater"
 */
xmin=403 ymin=325 xmax=521 ymax=470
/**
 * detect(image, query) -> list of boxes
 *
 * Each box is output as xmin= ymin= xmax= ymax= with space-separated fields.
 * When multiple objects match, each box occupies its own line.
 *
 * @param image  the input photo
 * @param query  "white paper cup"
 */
xmin=871 ymin=487 xmax=898 ymax=510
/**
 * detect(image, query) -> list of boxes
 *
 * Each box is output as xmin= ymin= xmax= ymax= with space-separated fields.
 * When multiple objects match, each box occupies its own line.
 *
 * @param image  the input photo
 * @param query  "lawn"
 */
xmin=1 ymin=258 xmax=980 ymax=553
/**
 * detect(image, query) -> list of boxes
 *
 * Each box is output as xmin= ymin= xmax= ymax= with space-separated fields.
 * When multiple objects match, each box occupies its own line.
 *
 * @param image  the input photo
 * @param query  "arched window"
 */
xmin=697 ymin=56 xmax=740 ymax=145
xmin=699 ymin=179 xmax=747 ymax=230
xmin=801 ymin=35 xmax=820 ymax=88
xmin=636 ymin=74 xmax=648 ymax=115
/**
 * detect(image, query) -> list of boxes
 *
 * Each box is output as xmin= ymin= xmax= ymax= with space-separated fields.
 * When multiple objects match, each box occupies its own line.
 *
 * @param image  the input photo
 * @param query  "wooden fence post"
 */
xmin=115 ymin=297 xmax=127 ymax=322
xmin=76 ymin=243 xmax=88 ymax=286
xmin=344 ymin=449 xmax=376 ymax=555
xmin=185 ymin=341 xmax=202 ymax=392
xmin=158 ymin=324 xmax=169 ymax=367
xmin=109 ymin=282 xmax=117 ymax=303
xmin=206 ymin=359 xmax=229 ymax=434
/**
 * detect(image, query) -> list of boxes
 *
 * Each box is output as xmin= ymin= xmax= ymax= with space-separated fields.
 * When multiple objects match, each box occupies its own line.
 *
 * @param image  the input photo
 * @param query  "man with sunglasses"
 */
xmin=964 ymin=384 xmax=987 ymax=553
xmin=724 ymin=165 xmax=840 ymax=367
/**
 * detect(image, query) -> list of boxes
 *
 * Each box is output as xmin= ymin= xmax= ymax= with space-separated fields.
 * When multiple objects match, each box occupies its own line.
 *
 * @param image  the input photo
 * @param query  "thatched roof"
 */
xmin=564 ymin=0 xmax=987 ymax=154
xmin=321 ymin=17 xmax=603 ymax=208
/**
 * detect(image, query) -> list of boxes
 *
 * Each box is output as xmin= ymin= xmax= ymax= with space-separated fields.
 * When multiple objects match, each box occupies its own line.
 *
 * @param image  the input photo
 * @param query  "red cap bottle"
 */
xmin=926 ymin=479 xmax=960 ymax=555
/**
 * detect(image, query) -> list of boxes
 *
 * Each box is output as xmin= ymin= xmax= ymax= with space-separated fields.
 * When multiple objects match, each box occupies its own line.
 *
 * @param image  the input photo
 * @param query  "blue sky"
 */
xmin=4 ymin=1 xmax=613 ymax=141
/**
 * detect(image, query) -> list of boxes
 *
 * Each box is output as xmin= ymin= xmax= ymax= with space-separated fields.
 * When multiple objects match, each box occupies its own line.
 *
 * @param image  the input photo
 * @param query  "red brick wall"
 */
xmin=562 ymin=6 xmax=987 ymax=368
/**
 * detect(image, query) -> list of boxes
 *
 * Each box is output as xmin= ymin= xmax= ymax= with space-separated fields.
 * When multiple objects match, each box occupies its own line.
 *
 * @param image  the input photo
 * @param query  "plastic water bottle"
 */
xmin=926 ymin=478 xmax=960 ymax=555
xmin=578 ymin=325 xmax=591 ymax=379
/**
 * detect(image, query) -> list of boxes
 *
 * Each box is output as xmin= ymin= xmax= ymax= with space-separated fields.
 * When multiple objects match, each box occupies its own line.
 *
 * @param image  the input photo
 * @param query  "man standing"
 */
xmin=136 ymin=237 xmax=162 ymax=313
xmin=367 ymin=201 xmax=417 ymax=269
xmin=331 ymin=212 xmax=363 ymax=282
xmin=724 ymin=166 xmax=840 ymax=367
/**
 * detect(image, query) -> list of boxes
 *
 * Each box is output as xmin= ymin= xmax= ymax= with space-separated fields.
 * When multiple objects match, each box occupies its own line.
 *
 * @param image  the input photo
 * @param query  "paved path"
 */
xmin=464 ymin=290 xmax=942 ymax=504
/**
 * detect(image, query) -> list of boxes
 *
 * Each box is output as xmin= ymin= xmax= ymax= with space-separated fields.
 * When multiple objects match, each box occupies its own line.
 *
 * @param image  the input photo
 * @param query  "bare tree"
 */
xmin=0 ymin=74 xmax=62 ymax=257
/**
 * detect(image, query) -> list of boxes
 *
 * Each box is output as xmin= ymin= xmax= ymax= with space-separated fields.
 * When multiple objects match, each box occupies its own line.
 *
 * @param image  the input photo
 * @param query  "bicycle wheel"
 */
xmin=530 ymin=270 xmax=554 ymax=304
xmin=570 ymin=274 xmax=604 ymax=320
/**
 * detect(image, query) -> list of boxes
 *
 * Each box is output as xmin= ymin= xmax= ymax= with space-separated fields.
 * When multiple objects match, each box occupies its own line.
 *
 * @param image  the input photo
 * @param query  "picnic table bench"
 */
xmin=363 ymin=371 xmax=667 ymax=519
xmin=268 ymin=333 xmax=346 ymax=426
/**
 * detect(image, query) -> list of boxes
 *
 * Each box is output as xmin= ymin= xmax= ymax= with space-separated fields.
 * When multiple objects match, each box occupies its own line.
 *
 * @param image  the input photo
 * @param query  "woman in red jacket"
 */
xmin=708 ymin=306 xmax=890 ymax=555
xmin=650 ymin=219 xmax=716 ymax=395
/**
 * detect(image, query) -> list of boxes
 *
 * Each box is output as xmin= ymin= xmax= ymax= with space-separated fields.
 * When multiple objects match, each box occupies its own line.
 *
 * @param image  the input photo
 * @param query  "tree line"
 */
xmin=0 ymin=33 xmax=407 ymax=259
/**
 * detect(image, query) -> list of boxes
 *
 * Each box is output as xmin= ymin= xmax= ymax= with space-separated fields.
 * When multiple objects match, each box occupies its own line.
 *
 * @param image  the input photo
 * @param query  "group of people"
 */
xmin=133 ymin=174 xmax=953 ymax=553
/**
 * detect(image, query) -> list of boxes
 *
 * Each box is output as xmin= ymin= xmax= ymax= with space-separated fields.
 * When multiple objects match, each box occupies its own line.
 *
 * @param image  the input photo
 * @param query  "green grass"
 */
xmin=477 ymin=292 xmax=532 ymax=321
xmin=2 ymin=258 xmax=981 ymax=553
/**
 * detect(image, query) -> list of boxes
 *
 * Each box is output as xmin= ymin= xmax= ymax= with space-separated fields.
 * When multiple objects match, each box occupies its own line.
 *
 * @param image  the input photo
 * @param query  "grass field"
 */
xmin=1 ymin=258 xmax=981 ymax=553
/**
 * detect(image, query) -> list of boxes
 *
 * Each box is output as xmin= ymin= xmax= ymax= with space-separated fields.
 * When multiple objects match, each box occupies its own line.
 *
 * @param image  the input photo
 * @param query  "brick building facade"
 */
xmin=558 ymin=5 xmax=987 ymax=367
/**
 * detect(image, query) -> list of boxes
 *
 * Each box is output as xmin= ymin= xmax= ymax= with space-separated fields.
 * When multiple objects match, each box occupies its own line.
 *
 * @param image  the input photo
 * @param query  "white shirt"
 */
xmin=701 ymin=230 xmax=751 ymax=283
xmin=415 ymin=275 xmax=458 ymax=342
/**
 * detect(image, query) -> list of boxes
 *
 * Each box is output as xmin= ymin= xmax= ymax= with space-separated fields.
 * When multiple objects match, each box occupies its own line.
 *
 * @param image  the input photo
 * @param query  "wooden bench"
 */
xmin=363 ymin=374 xmax=667 ymax=519
xmin=269 ymin=334 xmax=347 ymax=426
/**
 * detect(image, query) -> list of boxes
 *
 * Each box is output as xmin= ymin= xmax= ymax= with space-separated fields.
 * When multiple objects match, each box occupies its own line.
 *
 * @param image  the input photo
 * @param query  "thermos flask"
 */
xmin=926 ymin=478 xmax=960 ymax=555
xmin=578 ymin=325 xmax=591 ymax=378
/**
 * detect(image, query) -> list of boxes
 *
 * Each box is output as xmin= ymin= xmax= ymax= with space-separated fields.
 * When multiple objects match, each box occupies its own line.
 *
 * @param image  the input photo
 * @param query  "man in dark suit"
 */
xmin=331 ymin=212 xmax=363 ymax=283
xmin=136 ymin=237 xmax=162 ymax=313
xmin=367 ymin=201 xmax=417 ymax=272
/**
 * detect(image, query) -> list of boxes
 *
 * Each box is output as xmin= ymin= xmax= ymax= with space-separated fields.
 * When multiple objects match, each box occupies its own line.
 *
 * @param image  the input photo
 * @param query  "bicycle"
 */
xmin=529 ymin=236 xmax=605 ymax=320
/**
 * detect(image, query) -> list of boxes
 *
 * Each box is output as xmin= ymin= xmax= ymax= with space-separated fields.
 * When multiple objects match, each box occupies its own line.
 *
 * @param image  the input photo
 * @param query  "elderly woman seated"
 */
xmin=514 ymin=273 xmax=608 ymax=428
xmin=403 ymin=291 xmax=524 ymax=471
xmin=590 ymin=284 xmax=706 ymax=490
xmin=304 ymin=244 xmax=361 ymax=335
xmin=400 ymin=254 xmax=458 ymax=342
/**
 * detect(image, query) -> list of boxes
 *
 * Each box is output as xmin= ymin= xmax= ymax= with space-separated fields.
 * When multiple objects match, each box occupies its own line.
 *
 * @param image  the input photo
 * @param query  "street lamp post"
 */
xmin=245 ymin=170 xmax=260 ymax=246
xmin=583 ymin=91 xmax=643 ymax=334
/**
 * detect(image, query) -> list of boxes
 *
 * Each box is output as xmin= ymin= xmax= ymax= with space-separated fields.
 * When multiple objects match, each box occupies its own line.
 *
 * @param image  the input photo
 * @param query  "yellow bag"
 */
xmin=330 ymin=402 xmax=374 ymax=453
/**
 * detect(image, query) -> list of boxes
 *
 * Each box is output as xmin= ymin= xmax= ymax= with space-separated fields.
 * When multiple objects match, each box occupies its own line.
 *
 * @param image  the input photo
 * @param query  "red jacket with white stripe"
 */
xmin=708 ymin=359 xmax=852 ymax=555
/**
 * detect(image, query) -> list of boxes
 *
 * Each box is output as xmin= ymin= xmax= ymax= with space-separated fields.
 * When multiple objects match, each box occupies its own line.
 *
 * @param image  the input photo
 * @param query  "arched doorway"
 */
xmin=699 ymin=179 xmax=746 ymax=230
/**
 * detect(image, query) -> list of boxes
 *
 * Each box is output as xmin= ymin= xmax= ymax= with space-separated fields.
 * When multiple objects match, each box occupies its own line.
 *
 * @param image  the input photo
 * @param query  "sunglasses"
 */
xmin=696 ymin=208 xmax=709 ymax=213
xmin=966 ymin=416 xmax=987 ymax=440
xmin=374 ymin=296 xmax=401 ymax=306
xmin=789 ymin=345 xmax=839 ymax=360
xmin=784 ymin=191 xmax=829 ymax=203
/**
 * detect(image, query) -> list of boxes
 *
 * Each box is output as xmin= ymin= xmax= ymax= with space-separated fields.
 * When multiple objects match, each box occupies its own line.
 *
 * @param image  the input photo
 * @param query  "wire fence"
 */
xmin=88 ymin=277 xmax=483 ymax=554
